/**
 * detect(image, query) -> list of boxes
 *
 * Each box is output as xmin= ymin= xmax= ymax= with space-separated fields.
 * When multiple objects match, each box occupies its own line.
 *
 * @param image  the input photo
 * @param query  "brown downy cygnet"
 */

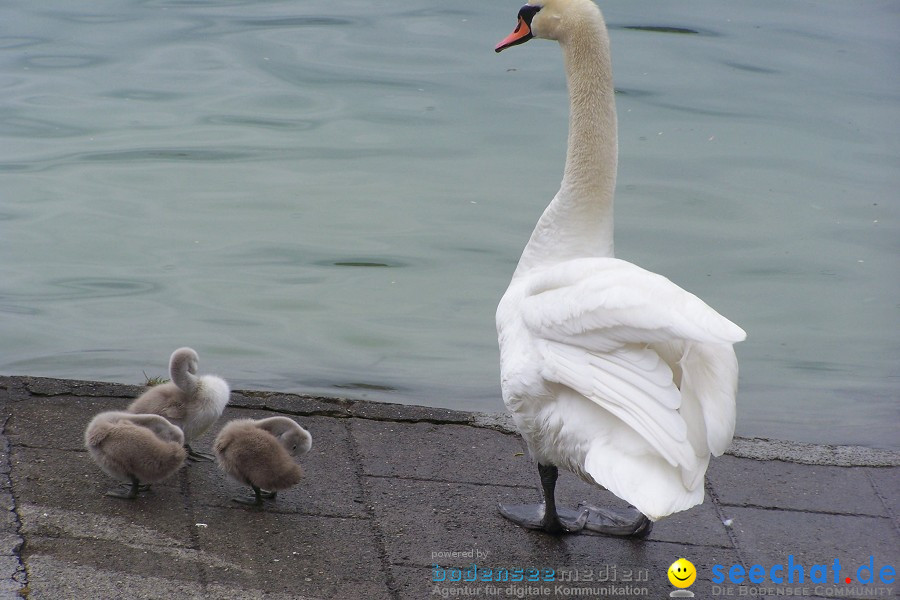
xmin=129 ymin=346 xmax=230 ymax=461
xmin=213 ymin=416 xmax=312 ymax=506
xmin=84 ymin=411 xmax=187 ymax=499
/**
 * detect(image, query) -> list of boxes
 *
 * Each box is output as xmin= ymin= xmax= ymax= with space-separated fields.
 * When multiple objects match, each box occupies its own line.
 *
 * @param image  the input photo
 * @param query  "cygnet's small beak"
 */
xmin=495 ymin=16 xmax=533 ymax=53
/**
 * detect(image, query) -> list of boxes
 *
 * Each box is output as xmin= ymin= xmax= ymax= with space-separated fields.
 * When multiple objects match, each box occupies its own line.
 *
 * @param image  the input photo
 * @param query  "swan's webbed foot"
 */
xmin=499 ymin=463 xmax=590 ymax=535
xmin=106 ymin=477 xmax=141 ymax=499
xmin=185 ymin=444 xmax=215 ymax=462
xmin=498 ymin=502 xmax=588 ymax=534
xmin=577 ymin=503 xmax=653 ymax=538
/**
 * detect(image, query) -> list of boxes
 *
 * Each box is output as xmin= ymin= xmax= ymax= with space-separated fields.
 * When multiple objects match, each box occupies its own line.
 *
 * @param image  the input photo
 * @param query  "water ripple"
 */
xmin=333 ymin=382 xmax=398 ymax=392
xmin=0 ymin=36 xmax=45 ymax=50
xmin=104 ymin=89 xmax=186 ymax=102
xmin=327 ymin=260 xmax=405 ymax=268
xmin=234 ymin=16 xmax=357 ymax=29
xmin=0 ymin=304 xmax=41 ymax=316
xmin=3 ymin=278 xmax=160 ymax=303
xmin=0 ymin=116 xmax=91 ymax=138
xmin=1 ymin=145 xmax=459 ymax=173
xmin=20 ymin=54 xmax=107 ymax=69
xmin=722 ymin=61 xmax=780 ymax=75
xmin=81 ymin=148 xmax=254 ymax=162
xmin=199 ymin=114 xmax=321 ymax=131
xmin=616 ymin=25 xmax=717 ymax=36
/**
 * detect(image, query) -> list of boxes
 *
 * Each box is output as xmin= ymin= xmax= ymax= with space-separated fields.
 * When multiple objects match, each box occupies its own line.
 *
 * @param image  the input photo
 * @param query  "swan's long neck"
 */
xmin=515 ymin=9 xmax=617 ymax=275
xmin=170 ymin=354 xmax=199 ymax=392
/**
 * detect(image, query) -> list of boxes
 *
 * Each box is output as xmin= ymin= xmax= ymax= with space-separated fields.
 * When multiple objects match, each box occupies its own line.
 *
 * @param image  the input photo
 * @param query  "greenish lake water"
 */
xmin=2 ymin=1 xmax=897 ymax=448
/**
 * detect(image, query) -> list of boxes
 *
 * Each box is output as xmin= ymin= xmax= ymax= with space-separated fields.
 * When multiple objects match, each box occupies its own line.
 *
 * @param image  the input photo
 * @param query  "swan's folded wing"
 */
xmin=519 ymin=258 xmax=744 ymax=468
xmin=522 ymin=258 xmax=746 ymax=352
xmin=539 ymin=340 xmax=695 ymax=468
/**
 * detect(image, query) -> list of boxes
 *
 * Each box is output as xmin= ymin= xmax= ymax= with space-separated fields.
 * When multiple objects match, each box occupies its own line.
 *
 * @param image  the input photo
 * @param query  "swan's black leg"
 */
xmin=498 ymin=463 xmax=588 ymax=535
xmin=500 ymin=464 xmax=653 ymax=537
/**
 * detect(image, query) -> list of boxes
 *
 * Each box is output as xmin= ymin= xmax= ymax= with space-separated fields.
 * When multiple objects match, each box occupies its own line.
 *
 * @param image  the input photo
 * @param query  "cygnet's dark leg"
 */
xmin=106 ymin=476 xmax=141 ymax=499
xmin=259 ymin=490 xmax=277 ymax=500
xmin=498 ymin=464 xmax=589 ymax=535
xmin=232 ymin=484 xmax=264 ymax=506
xmin=185 ymin=444 xmax=215 ymax=462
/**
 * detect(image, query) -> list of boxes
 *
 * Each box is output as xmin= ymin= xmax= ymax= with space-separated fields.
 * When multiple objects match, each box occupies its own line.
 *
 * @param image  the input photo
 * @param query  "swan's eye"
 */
xmin=518 ymin=4 xmax=542 ymax=27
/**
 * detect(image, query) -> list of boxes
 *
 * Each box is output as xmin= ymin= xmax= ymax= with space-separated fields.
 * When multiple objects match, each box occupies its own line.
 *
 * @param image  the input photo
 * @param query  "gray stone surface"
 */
xmin=707 ymin=455 xmax=889 ymax=516
xmin=0 ymin=375 xmax=897 ymax=599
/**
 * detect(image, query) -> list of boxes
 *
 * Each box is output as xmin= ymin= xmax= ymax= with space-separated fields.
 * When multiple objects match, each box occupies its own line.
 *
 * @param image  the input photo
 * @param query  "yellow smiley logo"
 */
xmin=668 ymin=558 xmax=697 ymax=588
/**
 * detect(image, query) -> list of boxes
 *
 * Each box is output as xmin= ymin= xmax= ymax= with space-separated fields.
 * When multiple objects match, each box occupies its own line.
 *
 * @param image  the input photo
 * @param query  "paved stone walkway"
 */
xmin=0 ymin=375 xmax=897 ymax=599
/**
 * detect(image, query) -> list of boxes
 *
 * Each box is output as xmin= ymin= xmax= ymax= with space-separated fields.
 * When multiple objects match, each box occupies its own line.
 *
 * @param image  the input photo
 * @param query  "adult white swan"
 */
xmin=494 ymin=0 xmax=746 ymax=536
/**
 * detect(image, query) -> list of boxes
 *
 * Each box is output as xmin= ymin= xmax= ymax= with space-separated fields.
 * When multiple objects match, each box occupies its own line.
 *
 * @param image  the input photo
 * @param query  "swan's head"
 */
xmin=256 ymin=416 xmax=313 ymax=457
xmin=170 ymin=347 xmax=200 ymax=376
xmin=495 ymin=0 xmax=599 ymax=52
xmin=281 ymin=426 xmax=312 ymax=458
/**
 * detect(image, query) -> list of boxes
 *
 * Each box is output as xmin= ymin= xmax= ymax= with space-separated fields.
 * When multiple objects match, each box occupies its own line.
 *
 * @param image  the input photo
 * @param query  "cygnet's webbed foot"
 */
xmin=232 ymin=495 xmax=262 ymax=506
xmin=577 ymin=503 xmax=653 ymax=538
xmin=116 ymin=482 xmax=151 ymax=493
xmin=105 ymin=477 xmax=141 ymax=500
xmin=232 ymin=485 xmax=271 ymax=506
xmin=185 ymin=444 xmax=215 ymax=462
xmin=498 ymin=502 xmax=589 ymax=535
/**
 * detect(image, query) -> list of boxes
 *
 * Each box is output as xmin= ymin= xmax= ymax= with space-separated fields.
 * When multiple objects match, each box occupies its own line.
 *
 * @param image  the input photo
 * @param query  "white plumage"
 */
xmin=129 ymin=347 xmax=230 ymax=460
xmin=495 ymin=0 xmax=745 ymax=532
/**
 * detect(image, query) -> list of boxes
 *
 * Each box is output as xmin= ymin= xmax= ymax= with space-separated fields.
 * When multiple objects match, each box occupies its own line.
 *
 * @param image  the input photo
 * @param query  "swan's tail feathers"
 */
xmin=84 ymin=421 xmax=109 ymax=448
xmin=679 ymin=342 xmax=739 ymax=457
xmin=583 ymin=445 xmax=705 ymax=521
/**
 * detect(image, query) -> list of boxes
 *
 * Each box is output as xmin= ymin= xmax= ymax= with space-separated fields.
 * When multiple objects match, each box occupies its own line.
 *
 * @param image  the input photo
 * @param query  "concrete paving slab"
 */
xmin=551 ymin=467 xmax=737 ymax=548
xmin=11 ymin=447 xmax=187 ymax=513
xmin=189 ymin=508 xmax=387 ymax=599
xmin=350 ymin=419 xmax=529 ymax=485
xmin=24 ymin=535 xmax=203 ymax=589
xmin=725 ymin=506 xmax=897 ymax=575
xmin=192 ymin=410 xmax=367 ymax=518
xmin=24 ymin=553 xmax=206 ymax=600
xmin=5 ymin=396 xmax=126 ymax=451
xmin=866 ymin=467 xmax=900 ymax=529
xmin=708 ymin=455 xmax=887 ymax=516
xmin=370 ymin=478 xmax=739 ymax=598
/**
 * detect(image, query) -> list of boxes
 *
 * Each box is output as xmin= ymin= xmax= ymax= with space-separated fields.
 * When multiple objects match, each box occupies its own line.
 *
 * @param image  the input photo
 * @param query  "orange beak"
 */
xmin=495 ymin=16 xmax=533 ymax=53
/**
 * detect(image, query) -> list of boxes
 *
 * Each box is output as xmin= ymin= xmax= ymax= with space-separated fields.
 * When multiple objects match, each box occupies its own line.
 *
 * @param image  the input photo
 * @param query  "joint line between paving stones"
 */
xmin=181 ymin=469 xmax=210 ymax=595
xmin=195 ymin=501 xmax=371 ymax=521
xmin=363 ymin=473 xmax=535 ymax=491
xmin=346 ymin=419 xmax=401 ymax=600
xmin=0 ymin=414 xmax=28 ymax=595
xmin=233 ymin=401 xmax=481 ymax=428
xmin=230 ymin=400 xmax=527 ymax=435
xmin=718 ymin=501 xmax=891 ymax=519
xmin=704 ymin=477 xmax=748 ymax=570
xmin=864 ymin=469 xmax=900 ymax=537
